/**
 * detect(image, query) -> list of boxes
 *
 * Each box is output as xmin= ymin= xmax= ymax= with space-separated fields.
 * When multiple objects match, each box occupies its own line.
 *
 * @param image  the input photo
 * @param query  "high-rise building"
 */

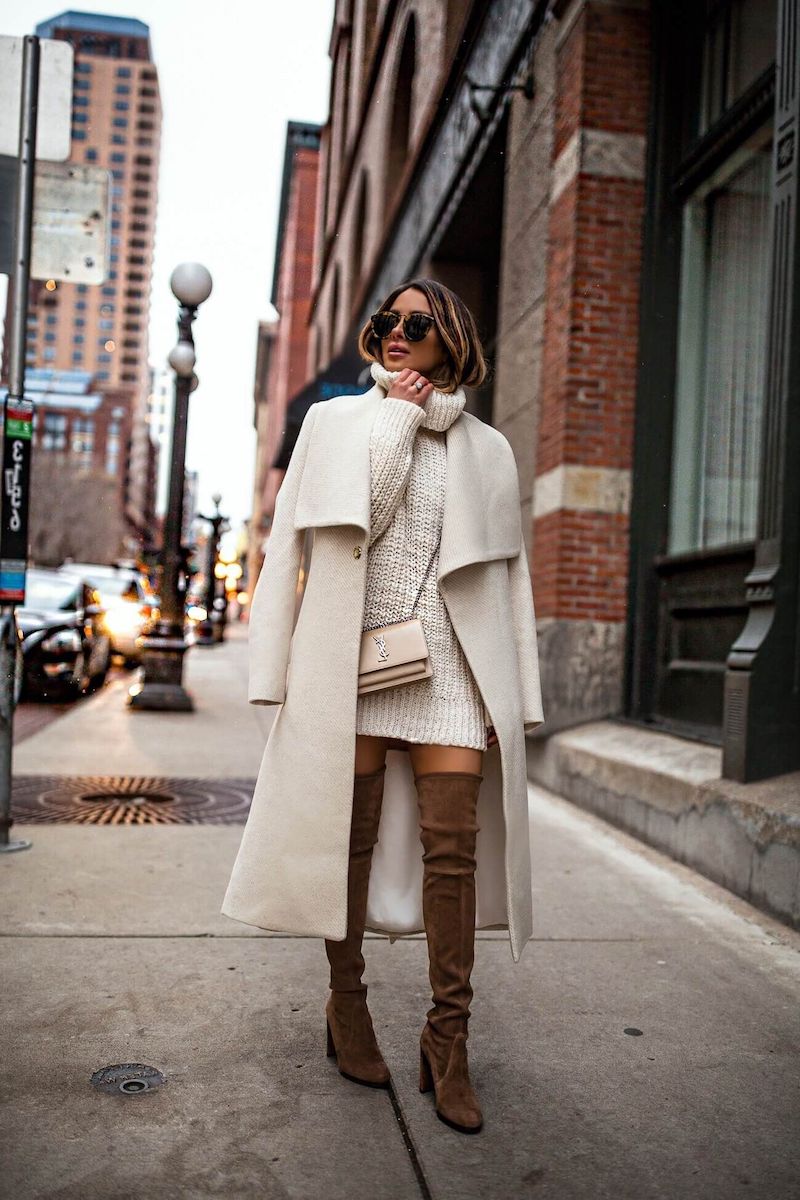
xmin=1 ymin=10 xmax=163 ymax=556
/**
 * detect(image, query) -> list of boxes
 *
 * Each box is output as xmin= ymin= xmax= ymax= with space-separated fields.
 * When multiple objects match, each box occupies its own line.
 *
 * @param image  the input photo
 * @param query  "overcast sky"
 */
xmin=0 ymin=0 xmax=332 ymax=528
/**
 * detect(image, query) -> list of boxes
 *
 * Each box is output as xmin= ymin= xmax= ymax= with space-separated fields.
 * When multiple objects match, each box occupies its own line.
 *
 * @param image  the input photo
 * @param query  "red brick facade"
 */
xmin=534 ymin=2 xmax=650 ymax=622
xmin=249 ymin=126 xmax=321 ymax=587
xmin=269 ymin=147 xmax=321 ymax=422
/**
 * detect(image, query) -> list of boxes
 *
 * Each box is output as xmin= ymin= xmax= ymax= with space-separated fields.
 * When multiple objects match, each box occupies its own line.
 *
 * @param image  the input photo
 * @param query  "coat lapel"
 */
xmin=437 ymin=405 xmax=522 ymax=580
xmin=293 ymin=385 xmax=521 ymax=581
xmin=293 ymin=388 xmax=377 ymax=538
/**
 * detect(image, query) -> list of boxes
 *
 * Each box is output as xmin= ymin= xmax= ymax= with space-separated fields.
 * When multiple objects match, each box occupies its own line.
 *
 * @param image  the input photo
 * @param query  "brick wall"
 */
xmin=311 ymin=0 xmax=458 ymax=365
xmin=261 ymin=144 xmax=321 ymax=521
xmin=534 ymin=1 xmax=650 ymax=629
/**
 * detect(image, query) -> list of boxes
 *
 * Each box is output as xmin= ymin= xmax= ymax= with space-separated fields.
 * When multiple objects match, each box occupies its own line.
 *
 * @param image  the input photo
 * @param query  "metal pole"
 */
xmin=214 ymin=567 xmax=228 ymax=643
xmin=159 ymin=318 xmax=193 ymax=628
xmin=195 ymin=497 xmax=225 ymax=646
xmin=0 ymin=36 xmax=39 ymax=853
xmin=128 ymin=303 xmax=196 ymax=710
xmin=205 ymin=510 xmax=219 ymax=621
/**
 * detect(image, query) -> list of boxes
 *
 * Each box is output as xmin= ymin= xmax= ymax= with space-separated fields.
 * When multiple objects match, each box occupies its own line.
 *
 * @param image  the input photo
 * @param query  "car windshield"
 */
xmin=24 ymin=573 xmax=81 ymax=612
xmin=86 ymin=575 xmax=139 ymax=602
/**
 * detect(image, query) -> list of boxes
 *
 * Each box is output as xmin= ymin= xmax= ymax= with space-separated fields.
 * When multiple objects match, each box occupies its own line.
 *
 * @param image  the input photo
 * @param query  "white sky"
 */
xmin=0 ymin=0 xmax=332 ymax=528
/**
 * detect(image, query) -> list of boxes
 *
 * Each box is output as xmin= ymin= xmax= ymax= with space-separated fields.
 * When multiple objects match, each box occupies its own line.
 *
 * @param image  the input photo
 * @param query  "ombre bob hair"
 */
xmin=356 ymin=278 xmax=490 ymax=394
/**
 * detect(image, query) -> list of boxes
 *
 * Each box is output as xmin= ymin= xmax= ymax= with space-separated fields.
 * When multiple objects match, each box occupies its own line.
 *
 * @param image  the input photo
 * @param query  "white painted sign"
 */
xmin=0 ymin=36 xmax=73 ymax=161
xmin=30 ymin=162 xmax=111 ymax=284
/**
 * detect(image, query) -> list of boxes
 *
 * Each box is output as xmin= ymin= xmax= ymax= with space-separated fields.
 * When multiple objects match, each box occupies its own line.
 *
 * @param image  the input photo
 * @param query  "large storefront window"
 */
xmin=668 ymin=129 xmax=772 ymax=553
xmin=698 ymin=0 xmax=777 ymax=136
xmin=625 ymin=0 xmax=779 ymax=746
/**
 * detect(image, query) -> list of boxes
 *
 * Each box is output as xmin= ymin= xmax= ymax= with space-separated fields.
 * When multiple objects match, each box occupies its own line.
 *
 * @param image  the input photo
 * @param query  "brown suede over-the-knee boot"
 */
xmin=324 ymin=764 xmax=391 ymax=1088
xmin=415 ymin=770 xmax=483 ymax=1133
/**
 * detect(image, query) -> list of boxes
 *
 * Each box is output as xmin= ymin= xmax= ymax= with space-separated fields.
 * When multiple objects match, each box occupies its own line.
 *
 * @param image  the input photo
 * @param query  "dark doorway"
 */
xmin=426 ymin=109 xmax=509 ymax=424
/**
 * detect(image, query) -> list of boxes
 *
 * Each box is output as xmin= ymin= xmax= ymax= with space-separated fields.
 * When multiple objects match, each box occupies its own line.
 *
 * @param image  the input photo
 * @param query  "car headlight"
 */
xmin=41 ymin=628 xmax=82 ymax=654
xmin=104 ymin=603 xmax=143 ymax=636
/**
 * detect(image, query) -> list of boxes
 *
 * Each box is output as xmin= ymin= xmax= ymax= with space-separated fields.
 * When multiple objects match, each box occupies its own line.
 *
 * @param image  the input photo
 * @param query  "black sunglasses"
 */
xmin=369 ymin=309 xmax=436 ymax=342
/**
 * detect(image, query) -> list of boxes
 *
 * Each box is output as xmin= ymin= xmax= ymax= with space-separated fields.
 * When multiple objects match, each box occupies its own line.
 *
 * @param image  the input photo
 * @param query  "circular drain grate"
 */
xmin=91 ymin=1063 xmax=166 ymax=1095
xmin=11 ymin=776 xmax=255 ymax=824
xmin=81 ymin=791 xmax=175 ymax=806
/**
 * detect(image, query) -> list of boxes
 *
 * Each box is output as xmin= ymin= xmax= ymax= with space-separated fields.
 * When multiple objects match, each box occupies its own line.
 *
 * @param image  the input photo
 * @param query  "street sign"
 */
xmin=33 ymin=161 xmax=110 ymax=284
xmin=0 ymin=157 xmax=110 ymax=282
xmin=0 ymin=398 xmax=32 ymax=603
xmin=0 ymin=35 xmax=41 ymax=854
xmin=0 ymin=36 xmax=72 ymax=161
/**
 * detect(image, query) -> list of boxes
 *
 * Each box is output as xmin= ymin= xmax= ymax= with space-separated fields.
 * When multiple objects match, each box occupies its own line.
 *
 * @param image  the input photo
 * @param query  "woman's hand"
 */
xmin=387 ymin=368 xmax=434 ymax=408
xmin=487 ymin=725 xmax=498 ymax=749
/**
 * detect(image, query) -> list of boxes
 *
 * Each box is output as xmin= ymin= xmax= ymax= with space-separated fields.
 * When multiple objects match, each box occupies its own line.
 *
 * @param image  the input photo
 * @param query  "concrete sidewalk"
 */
xmin=12 ymin=622 xmax=268 ymax=779
xmin=2 ymin=629 xmax=799 ymax=1198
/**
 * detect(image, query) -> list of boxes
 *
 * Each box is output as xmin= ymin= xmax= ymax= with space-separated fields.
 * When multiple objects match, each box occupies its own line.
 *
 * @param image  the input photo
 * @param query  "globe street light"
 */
xmin=168 ymin=340 xmax=196 ymax=376
xmin=129 ymin=262 xmax=213 ymax=711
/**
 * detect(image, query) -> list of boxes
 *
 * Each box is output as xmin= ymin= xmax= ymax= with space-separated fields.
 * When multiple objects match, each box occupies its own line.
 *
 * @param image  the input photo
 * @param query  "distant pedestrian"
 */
xmin=223 ymin=278 xmax=544 ymax=1134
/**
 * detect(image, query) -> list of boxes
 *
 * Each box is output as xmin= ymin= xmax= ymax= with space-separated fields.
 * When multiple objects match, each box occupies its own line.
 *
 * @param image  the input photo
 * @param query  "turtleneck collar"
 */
xmin=370 ymin=361 xmax=466 ymax=433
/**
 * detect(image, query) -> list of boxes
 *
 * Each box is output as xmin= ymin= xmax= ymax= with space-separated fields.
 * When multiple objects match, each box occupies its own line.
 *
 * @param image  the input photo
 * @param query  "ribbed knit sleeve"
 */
xmin=368 ymin=395 xmax=426 ymax=547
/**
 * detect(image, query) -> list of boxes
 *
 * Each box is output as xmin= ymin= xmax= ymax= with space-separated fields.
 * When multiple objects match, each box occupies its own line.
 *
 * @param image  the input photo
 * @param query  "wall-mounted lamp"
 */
xmin=465 ymin=70 xmax=535 ymax=124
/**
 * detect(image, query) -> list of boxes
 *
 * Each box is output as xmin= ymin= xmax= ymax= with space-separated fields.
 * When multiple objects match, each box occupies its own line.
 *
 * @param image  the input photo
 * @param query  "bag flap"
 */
xmin=359 ymin=619 xmax=428 ymax=673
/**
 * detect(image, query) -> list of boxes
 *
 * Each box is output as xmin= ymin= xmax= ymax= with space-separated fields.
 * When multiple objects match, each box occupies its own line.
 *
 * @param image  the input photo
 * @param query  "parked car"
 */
xmin=59 ymin=562 xmax=159 ymax=664
xmin=18 ymin=568 xmax=112 ymax=701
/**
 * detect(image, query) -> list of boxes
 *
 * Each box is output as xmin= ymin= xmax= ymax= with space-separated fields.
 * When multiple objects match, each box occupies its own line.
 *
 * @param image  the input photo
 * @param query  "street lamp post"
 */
xmin=213 ymin=568 xmax=229 ymax=643
xmin=129 ymin=262 xmax=212 ymax=712
xmin=195 ymin=493 xmax=228 ymax=646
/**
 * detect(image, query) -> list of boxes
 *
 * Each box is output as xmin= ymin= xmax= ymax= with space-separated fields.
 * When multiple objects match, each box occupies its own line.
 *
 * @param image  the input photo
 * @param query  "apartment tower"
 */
xmin=2 ymin=10 xmax=163 ymax=552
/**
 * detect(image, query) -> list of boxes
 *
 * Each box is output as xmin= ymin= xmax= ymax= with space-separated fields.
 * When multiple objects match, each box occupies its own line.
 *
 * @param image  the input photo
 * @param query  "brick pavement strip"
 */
xmin=13 ymin=698 xmax=74 ymax=744
xmin=10 ymin=624 xmax=268 ymax=779
xmin=13 ymin=665 xmax=130 ymax=745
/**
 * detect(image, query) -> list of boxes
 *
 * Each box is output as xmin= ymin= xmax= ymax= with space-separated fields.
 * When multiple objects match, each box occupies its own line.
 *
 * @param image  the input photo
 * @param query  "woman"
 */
xmin=222 ymin=279 xmax=544 ymax=1135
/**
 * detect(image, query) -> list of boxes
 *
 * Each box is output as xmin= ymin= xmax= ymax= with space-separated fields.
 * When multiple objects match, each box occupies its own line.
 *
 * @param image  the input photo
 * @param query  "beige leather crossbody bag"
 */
xmin=357 ymin=533 xmax=440 ymax=696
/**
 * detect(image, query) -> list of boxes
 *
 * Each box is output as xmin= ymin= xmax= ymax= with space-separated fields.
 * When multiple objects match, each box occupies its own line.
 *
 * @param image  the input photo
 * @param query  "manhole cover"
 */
xmin=90 ymin=1063 xmax=166 ymax=1095
xmin=81 ymin=792 xmax=175 ymax=806
xmin=10 ymin=776 xmax=255 ymax=824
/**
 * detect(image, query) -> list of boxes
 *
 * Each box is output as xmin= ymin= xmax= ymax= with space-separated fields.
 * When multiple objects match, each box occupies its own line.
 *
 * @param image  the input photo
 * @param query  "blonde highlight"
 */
xmin=357 ymin=278 xmax=490 ymax=393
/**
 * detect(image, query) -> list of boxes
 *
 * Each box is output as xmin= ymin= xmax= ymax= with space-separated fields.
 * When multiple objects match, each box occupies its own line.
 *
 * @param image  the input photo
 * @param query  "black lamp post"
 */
xmin=195 ymin=493 xmax=228 ymax=646
xmin=129 ymin=262 xmax=212 ymax=712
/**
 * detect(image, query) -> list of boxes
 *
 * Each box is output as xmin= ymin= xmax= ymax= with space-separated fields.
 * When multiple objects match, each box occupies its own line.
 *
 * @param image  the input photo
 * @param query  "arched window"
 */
xmin=341 ymin=29 xmax=352 ymax=156
xmin=326 ymin=30 xmax=353 ymax=236
xmin=360 ymin=0 xmax=379 ymax=77
xmin=329 ymin=263 xmax=341 ymax=363
xmin=385 ymin=15 xmax=416 ymax=202
xmin=349 ymin=171 xmax=370 ymax=309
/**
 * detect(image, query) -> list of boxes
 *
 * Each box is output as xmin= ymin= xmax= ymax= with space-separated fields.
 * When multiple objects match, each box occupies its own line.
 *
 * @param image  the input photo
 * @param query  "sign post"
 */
xmin=0 ymin=36 xmax=41 ymax=853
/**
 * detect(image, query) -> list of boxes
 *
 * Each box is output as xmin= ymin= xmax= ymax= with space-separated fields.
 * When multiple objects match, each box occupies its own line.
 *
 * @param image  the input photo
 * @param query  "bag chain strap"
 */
xmin=363 ymin=516 xmax=442 ymax=631
xmin=409 ymin=533 xmax=441 ymax=618
xmin=363 ymin=406 xmax=444 ymax=629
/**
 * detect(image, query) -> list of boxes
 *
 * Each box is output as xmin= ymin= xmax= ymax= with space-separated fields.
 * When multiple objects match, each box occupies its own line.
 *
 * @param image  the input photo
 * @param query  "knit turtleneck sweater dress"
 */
xmin=355 ymin=360 xmax=488 ymax=751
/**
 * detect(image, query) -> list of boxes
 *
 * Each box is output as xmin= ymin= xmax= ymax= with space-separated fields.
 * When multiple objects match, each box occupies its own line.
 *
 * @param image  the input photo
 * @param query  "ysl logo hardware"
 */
xmin=372 ymin=633 xmax=389 ymax=661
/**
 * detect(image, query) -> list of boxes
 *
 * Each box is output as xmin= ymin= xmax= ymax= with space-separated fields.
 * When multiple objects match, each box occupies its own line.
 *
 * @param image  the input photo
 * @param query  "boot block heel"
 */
xmin=326 ymin=1019 xmax=336 ymax=1058
xmin=419 ymin=1046 xmax=434 ymax=1093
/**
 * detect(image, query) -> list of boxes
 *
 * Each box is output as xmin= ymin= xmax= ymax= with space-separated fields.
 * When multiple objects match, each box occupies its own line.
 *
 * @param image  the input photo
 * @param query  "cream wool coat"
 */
xmin=221 ymin=382 xmax=544 ymax=962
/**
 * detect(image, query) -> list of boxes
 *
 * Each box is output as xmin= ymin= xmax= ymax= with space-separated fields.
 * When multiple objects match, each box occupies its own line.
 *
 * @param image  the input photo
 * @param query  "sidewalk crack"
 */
xmin=387 ymin=1078 xmax=434 ymax=1200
